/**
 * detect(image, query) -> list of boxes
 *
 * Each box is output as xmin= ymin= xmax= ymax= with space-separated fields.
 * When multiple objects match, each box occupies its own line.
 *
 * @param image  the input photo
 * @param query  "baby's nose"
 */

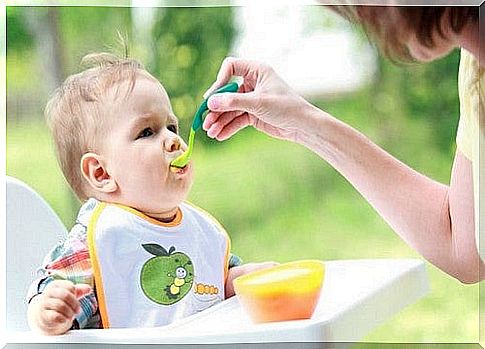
xmin=165 ymin=135 xmax=181 ymax=152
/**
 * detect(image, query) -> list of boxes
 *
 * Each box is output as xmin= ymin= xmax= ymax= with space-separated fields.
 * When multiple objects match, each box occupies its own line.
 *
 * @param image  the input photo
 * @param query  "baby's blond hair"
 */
xmin=45 ymin=53 xmax=145 ymax=200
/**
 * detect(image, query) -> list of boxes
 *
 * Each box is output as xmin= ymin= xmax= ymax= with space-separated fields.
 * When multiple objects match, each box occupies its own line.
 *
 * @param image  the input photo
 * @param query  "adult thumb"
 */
xmin=207 ymin=92 xmax=256 ymax=114
xmin=75 ymin=284 xmax=92 ymax=298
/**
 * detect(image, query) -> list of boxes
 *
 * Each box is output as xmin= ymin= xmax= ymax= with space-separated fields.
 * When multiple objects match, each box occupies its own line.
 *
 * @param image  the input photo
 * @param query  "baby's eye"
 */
xmin=136 ymin=127 xmax=154 ymax=139
xmin=167 ymin=124 xmax=178 ymax=134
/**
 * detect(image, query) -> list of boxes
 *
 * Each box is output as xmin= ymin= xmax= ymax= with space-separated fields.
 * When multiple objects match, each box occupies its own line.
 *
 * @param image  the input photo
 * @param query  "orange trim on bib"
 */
xmin=111 ymin=203 xmax=183 ymax=227
xmin=86 ymin=202 xmax=110 ymax=329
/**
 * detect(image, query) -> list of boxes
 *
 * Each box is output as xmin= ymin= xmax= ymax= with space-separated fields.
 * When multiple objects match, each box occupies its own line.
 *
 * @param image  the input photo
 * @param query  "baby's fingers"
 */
xmin=43 ymin=309 xmax=71 ymax=325
xmin=47 ymin=279 xmax=76 ymax=293
xmin=38 ymin=309 xmax=72 ymax=335
xmin=44 ymin=287 xmax=81 ymax=315
xmin=43 ymin=297 xmax=77 ymax=320
xmin=75 ymin=284 xmax=92 ymax=299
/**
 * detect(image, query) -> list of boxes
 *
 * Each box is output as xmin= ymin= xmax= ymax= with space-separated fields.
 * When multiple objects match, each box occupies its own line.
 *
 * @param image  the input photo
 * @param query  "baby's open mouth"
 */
xmin=170 ymin=164 xmax=188 ymax=174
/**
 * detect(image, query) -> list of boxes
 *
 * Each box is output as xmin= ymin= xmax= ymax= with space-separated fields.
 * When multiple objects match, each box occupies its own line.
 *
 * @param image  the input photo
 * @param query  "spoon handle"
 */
xmin=191 ymin=81 xmax=240 ymax=131
xmin=171 ymin=82 xmax=240 ymax=169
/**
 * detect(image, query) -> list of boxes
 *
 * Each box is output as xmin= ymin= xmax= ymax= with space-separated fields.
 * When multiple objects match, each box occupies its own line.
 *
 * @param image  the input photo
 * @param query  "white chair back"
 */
xmin=6 ymin=176 xmax=68 ymax=331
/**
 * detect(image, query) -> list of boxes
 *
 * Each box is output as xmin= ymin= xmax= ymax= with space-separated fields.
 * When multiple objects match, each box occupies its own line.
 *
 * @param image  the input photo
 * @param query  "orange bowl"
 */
xmin=233 ymin=260 xmax=325 ymax=323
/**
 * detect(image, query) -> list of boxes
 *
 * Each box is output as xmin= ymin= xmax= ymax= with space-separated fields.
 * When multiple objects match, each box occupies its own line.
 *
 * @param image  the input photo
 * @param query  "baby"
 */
xmin=27 ymin=53 xmax=275 ymax=335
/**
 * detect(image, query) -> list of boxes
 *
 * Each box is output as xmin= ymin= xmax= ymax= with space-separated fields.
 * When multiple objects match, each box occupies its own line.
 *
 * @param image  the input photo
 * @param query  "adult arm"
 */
xmin=203 ymin=57 xmax=484 ymax=283
xmin=301 ymin=112 xmax=482 ymax=283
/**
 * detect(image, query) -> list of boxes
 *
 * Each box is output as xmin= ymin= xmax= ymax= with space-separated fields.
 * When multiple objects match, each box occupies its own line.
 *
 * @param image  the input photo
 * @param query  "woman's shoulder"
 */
xmin=459 ymin=48 xmax=483 ymax=89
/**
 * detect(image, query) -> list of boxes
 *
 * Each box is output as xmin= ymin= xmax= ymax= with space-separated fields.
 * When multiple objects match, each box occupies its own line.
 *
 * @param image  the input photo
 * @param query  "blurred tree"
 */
xmin=400 ymin=52 xmax=460 ymax=153
xmin=7 ymin=5 xmax=458 ymax=157
xmin=56 ymin=7 xmax=133 ymax=75
xmin=369 ymin=53 xmax=460 ymax=156
xmin=311 ymin=10 xmax=460 ymax=158
xmin=6 ymin=7 xmax=33 ymax=53
xmin=22 ymin=7 xmax=65 ymax=95
xmin=7 ymin=5 xmax=235 ymax=147
xmin=150 ymin=7 xmax=235 ymax=141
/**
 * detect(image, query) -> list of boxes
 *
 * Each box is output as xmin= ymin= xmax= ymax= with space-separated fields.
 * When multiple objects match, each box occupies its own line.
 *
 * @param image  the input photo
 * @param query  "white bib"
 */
xmin=86 ymin=201 xmax=230 ymax=328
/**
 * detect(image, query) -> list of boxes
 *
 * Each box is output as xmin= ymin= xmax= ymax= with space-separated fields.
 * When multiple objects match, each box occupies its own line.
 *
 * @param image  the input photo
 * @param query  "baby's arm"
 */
xmin=28 ymin=280 xmax=91 ymax=335
xmin=26 ymin=223 xmax=100 ymax=333
xmin=225 ymin=262 xmax=278 ymax=298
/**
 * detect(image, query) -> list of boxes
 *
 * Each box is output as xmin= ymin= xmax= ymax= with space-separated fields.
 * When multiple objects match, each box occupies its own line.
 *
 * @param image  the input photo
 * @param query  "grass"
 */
xmin=6 ymin=115 xmax=478 ymax=342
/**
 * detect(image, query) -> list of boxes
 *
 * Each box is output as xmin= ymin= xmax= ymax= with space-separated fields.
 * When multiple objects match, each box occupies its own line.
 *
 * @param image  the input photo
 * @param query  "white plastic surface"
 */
xmin=6 ymin=176 xmax=68 ymax=332
xmin=7 ymin=259 xmax=428 ymax=344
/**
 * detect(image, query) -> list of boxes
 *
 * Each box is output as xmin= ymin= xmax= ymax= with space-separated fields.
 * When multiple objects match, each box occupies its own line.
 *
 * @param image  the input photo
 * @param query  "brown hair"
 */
xmin=330 ymin=6 xmax=478 ymax=62
xmin=45 ymin=53 xmax=145 ymax=200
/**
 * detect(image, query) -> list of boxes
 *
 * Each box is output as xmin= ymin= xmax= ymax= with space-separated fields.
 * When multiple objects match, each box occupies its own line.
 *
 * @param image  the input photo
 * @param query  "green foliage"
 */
xmin=6 ymin=7 xmax=477 ymax=342
xmin=150 ymin=7 xmax=235 ymax=140
xmin=6 ymin=7 xmax=33 ymax=53
xmin=6 ymin=117 xmax=478 ymax=342
xmin=319 ymin=51 xmax=460 ymax=183
xmin=6 ymin=120 xmax=80 ymax=224
xmin=56 ymin=7 xmax=133 ymax=76
xmin=399 ymin=53 xmax=461 ymax=152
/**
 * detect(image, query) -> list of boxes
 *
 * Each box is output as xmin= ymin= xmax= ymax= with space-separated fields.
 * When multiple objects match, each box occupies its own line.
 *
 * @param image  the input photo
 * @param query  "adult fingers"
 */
xmin=207 ymin=91 xmax=258 ymax=115
xmin=204 ymin=110 xmax=245 ymax=136
xmin=204 ymin=110 xmax=245 ymax=131
xmin=214 ymin=114 xmax=252 ymax=141
xmin=203 ymin=57 xmax=240 ymax=98
xmin=202 ymin=111 xmax=221 ymax=131
xmin=203 ymin=57 xmax=265 ymax=98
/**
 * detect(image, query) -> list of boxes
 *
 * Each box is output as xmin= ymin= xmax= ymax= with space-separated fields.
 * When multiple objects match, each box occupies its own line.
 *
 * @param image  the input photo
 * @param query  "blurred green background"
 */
xmin=6 ymin=6 xmax=478 ymax=342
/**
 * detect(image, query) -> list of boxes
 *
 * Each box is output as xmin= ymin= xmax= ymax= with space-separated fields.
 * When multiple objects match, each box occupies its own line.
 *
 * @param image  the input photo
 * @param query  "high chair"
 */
xmin=5 ymin=176 xmax=429 ymax=347
xmin=6 ymin=176 xmax=68 ymax=332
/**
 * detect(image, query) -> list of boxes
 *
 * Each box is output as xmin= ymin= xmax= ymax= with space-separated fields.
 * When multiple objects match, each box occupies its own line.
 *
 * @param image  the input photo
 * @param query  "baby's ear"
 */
xmin=80 ymin=153 xmax=117 ymax=194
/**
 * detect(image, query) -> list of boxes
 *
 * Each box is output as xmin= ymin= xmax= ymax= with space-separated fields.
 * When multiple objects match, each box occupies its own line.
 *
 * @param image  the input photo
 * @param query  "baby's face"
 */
xmin=99 ymin=73 xmax=194 ymax=216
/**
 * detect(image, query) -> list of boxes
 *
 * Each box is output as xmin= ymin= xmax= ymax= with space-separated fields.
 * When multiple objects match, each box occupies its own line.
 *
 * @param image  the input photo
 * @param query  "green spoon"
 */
xmin=170 ymin=81 xmax=240 ymax=170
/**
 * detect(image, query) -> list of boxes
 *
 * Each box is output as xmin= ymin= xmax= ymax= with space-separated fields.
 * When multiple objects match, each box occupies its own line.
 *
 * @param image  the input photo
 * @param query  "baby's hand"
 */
xmin=225 ymin=261 xmax=278 ymax=298
xmin=29 ymin=280 xmax=92 ymax=335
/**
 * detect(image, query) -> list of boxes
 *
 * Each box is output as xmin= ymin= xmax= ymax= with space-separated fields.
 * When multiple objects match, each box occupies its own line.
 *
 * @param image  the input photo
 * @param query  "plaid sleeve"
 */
xmin=26 ymin=223 xmax=101 ymax=329
xmin=228 ymin=253 xmax=243 ymax=268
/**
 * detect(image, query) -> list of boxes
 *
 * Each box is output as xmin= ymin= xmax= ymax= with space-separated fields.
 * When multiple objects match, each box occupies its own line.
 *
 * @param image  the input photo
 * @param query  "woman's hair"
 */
xmin=330 ymin=6 xmax=478 ymax=62
xmin=45 ymin=52 xmax=145 ymax=200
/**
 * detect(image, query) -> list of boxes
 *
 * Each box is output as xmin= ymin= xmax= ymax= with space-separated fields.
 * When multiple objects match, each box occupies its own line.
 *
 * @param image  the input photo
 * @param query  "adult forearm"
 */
xmin=298 ymin=107 xmax=481 ymax=282
xmin=202 ymin=57 xmax=482 ymax=282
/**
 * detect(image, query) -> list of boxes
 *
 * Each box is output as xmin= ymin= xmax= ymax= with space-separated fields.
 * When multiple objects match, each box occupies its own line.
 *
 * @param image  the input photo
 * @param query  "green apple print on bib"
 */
xmin=140 ymin=244 xmax=194 ymax=305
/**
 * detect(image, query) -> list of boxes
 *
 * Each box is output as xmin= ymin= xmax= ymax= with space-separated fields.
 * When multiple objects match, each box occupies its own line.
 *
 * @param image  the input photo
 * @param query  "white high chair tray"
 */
xmin=7 ymin=258 xmax=428 ymax=345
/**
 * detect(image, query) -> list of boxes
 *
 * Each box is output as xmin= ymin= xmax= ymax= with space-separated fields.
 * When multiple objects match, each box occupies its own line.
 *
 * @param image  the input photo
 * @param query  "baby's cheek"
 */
xmin=186 ymin=169 xmax=195 ymax=190
xmin=178 ymin=173 xmax=194 ymax=203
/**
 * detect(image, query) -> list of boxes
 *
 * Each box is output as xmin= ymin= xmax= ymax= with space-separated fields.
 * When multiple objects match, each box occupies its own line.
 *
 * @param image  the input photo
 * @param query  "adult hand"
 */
xmin=29 ymin=280 xmax=92 ymax=335
xmin=203 ymin=57 xmax=319 ymax=143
